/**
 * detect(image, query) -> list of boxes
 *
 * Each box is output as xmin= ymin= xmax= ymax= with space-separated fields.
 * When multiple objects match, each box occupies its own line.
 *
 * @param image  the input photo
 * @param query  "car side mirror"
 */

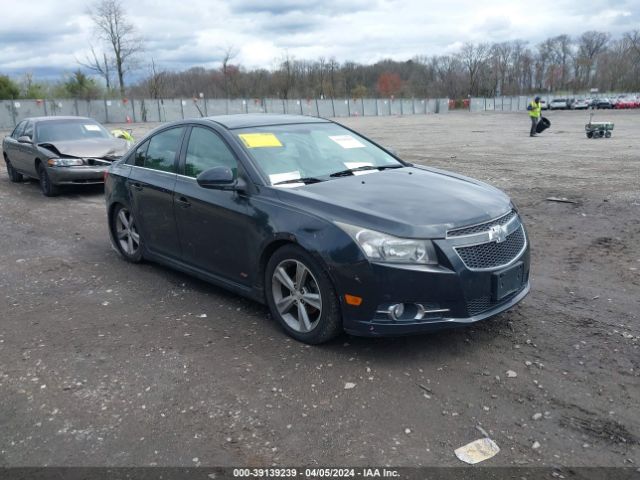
xmin=18 ymin=135 xmax=32 ymax=144
xmin=196 ymin=166 xmax=246 ymax=192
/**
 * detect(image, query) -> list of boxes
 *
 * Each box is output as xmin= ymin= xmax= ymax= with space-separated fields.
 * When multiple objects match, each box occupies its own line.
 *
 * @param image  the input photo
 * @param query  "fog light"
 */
xmin=390 ymin=303 xmax=405 ymax=320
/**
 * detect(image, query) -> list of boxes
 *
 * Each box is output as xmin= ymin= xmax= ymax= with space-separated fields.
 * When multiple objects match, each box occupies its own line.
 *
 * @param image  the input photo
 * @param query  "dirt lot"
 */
xmin=0 ymin=111 xmax=638 ymax=467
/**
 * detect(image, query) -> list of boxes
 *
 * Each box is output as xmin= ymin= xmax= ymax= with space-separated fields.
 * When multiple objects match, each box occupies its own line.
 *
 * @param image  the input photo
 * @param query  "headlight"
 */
xmin=47 ymin=158 xmax=84 ymax=167
xmin=336 ymin=222 xmax=437 ymax=265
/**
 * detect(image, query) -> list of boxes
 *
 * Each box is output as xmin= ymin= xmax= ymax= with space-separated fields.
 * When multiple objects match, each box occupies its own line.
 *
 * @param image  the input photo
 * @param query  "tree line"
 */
xmin=135 ymin=31 xmax=639 ymax=100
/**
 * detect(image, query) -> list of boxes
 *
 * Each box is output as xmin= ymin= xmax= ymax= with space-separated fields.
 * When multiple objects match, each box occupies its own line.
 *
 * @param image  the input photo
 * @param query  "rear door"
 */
xmin=3 ymin=121 xmax=26 ymax=171
xmin=173 ymin=125 xmax=251 ymax=284
xmin=127 ymin=126 xmax=186 ymax=260
xmin=9 ymin=121 xmax=34 ymax=173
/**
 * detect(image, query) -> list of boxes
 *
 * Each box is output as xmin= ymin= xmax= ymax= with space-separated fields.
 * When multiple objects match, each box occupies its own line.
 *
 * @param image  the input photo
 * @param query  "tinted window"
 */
xmin=144 ymin=127 xmax=185 ymax=173
xmin=185 ymin=127 xmax=237 ymax=178
xmin=131 ymin=140 xmax=149 ymax=166
xmin=11 ymin=121 xmax=26 ymax=139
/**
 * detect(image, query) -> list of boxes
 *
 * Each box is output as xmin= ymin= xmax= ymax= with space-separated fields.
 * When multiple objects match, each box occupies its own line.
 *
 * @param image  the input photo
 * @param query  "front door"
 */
xmin=127 ymin=127 xmax=186 ymax=260
xmin=173 ymin=126 xmax=251 ymax=285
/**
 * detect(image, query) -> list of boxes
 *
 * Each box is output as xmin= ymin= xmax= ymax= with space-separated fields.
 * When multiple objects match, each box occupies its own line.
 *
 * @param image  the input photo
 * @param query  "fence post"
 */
xmin=314 ymin=98 xmax=319 ymax=117
xmin=131 ymin=98 xmax=137 ymax=122
xmin=299 ymin=99 xmax=303 ymax=115
xmin=331 ymin=97 xmax=335 ymax=117
xmin=346 ymin=99 xmax=351 ymax=117
xmin=104 ymin=99 xmax=109 ymax=123
xmin=43 ymin=99 xmax=48 ymax=116
xmin=375 ymin=98 xmax=379 ymax=116
xmin=74 ymin=99 xmax=79 ymax=116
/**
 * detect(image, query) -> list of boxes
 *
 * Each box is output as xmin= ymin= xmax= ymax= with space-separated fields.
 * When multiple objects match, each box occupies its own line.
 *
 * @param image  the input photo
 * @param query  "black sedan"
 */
xmin=3 ymin=116 xmax=130 ymax=196
xmin=105 ymin=114 xmax=530 ymax=344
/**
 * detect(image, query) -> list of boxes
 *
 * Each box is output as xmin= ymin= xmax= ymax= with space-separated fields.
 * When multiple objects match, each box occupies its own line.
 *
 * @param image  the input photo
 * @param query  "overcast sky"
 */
xmin=1 ymin=0 xmax=638 ymax=81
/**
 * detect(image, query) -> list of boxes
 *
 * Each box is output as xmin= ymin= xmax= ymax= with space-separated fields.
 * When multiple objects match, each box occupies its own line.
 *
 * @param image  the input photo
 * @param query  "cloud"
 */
xmin=1 ymin=0 xmax=638 ymax=81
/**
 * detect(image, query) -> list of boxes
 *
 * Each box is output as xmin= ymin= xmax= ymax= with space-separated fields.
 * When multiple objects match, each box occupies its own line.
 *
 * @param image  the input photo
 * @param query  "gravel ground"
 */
xmin=0 ymin=110 xmax=638 ymax=467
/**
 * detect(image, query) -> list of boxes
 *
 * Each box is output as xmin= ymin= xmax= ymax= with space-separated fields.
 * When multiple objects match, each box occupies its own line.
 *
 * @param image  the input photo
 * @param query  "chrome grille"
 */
xmin=448 ymin=210 xmax=517 ymax=237
xmin=455 ymin=226 xmax=526 ymax=270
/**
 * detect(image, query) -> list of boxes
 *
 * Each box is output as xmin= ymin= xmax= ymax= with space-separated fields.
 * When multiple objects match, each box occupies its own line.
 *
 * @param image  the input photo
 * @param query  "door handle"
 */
xmin=132 ymin=182 xmax=143 ymax=191
xmin=176 ymin=196 xmax=191 ymax=208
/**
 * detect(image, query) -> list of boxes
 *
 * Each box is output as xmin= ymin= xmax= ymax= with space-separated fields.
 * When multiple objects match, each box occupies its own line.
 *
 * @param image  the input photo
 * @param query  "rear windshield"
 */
xmin=36 ymin=120 xmax=111 ymax=143
xmin=553 ymin=99 xmax=566 ymax=102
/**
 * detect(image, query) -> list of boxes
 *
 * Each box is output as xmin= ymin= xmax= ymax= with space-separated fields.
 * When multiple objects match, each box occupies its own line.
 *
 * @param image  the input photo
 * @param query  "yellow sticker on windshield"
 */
xmin=238 ymin=133 xmax=283 ymax=148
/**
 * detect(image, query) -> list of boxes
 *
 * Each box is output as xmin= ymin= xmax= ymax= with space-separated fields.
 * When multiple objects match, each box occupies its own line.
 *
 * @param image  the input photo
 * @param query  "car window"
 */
xmin=235 ymin=123 xmax=400 ymax=184
xmin=144 ymin=127 xmax=185 ymax=173
xmin=130 ymin=140 xmax=149 ymax=167
xmin=35 ymin=120 xmax=111 ymax=142
xmin=11 ymin=121 xmax=26 ymax=139
xmin=23 ymin=121 xmax=34 ymax=139
xmin=184 ymin=127 xmax=237 ymax=178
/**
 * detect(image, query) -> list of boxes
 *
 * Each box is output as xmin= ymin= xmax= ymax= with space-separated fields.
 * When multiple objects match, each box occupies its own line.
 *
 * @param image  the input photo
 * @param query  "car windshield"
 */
xmin=234 ymin=123 xmax=402 ymax=186
xmin=553 ymin=99 xmax=566 ymax=102
xmin=36 ymin=120 xmax=111 ymax=143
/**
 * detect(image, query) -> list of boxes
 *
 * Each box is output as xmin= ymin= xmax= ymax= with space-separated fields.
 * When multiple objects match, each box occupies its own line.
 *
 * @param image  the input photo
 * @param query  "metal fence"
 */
xmin=0 ymin=97 xmax=450 ymax=129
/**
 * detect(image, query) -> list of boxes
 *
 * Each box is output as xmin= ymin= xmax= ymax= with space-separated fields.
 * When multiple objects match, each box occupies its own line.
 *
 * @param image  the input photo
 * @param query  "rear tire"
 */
xmin=265 ymin=244 xmax=342 ymax=344
xmin=4 ymin=157 xmax=23 ymax=182
xmin=110 ymin=204 xmax=144 ymax=263
xmin=37 ymin=164 xmax=59 ymax=196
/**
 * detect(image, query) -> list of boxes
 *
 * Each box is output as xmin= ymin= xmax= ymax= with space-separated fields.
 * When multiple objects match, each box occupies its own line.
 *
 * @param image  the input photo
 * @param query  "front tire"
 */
xmin=110 ymin=204 xmax=143 ymax=262
xmin=265 ymin=244 xmax=342 ymax=344
xmin=37 ymin=164 xmax=59 ymax=196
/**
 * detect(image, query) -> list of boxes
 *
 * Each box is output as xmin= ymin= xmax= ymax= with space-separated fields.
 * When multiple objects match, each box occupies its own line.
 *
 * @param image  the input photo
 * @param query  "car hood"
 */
xmin=38 ymin=138 xmax=129 ymax=159
xmin=274 ymin=166 xmax=512 ymax=238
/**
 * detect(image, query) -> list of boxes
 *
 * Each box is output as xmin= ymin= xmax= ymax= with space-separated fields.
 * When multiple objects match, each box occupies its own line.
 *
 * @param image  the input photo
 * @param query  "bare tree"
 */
xmin=576 ymin=31 xmax=610 ymax=87
xmin=78 ymin=46 xmax=113 ymax=91
xmin=221 ymin=46 xmax=238 ymax=98
xmin=88 ymin=0 xmax=143 ymax=97
xmin=459 ymin=42 xmax=490 ymax=95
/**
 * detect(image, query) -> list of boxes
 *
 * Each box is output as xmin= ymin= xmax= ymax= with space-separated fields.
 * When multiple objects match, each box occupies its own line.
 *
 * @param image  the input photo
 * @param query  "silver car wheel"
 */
xmin=271 ymin=259 xmax=323 ymax=333
xmin=115 ymin=208 xmax=140 ymax=255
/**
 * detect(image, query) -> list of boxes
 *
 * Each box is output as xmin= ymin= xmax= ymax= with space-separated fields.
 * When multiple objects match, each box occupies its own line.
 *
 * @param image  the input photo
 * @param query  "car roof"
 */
xmin=19 ymin=116 xmax=99 ymax=123
xmin=203 ymin=114 xmax=330 ymax=130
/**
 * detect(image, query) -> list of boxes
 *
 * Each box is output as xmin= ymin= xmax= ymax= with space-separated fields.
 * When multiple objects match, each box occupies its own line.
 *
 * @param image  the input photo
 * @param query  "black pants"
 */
xmin=530 ymin=116 xmax=539 ymax=136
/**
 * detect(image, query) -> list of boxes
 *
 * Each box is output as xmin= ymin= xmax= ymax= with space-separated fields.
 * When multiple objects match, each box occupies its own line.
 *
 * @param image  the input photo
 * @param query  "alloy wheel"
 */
xmin=271 ymin=259 xmax=323 ymax=333
xmin=115 ymin=208 xmax=140 ymax=256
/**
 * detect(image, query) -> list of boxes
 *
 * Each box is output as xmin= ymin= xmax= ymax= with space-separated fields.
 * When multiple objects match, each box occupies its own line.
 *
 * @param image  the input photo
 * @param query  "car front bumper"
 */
xmin=336 ymin=231 xmax=531 ymax=337
xmin=46 ymin=165 xmax=108 ymax=185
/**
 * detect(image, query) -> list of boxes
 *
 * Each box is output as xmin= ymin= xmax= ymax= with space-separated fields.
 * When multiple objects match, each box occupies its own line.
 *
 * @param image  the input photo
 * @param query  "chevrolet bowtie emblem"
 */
xmin=488 ymin=225 xmax=508 ymax=243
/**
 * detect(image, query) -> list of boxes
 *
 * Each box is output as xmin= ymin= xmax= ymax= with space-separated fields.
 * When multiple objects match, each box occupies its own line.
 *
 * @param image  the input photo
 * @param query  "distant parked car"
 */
xmin=614 ymin=97 xmax=637 ymax=109
xmin=539 ymin=99 xmax=549 ymax=110
xmin=2 ymin=116 xmax=130 ymax=196
xmin=572 ymin=98 xmax=590 ymax=110
xmin=549 ymin=98 xmax=570 ymax=110
xmin=594 ymin=98 xmax=614 ymax=109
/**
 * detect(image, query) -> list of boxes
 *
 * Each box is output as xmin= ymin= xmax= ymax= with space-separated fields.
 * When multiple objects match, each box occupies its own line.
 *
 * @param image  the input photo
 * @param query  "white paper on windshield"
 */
xmin=84 ymin=124 xmax=101 ymax=131
xmin=344 ymin=161 xmax=376 ymax=176
xmin=269 ymin=171 xmax=304 ymax=188
xmin=329 ymin=135 xmax=366 ymax=149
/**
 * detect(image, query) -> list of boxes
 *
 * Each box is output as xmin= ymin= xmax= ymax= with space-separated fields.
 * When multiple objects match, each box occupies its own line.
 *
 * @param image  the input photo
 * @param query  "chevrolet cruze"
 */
xmin=105 ymin=114 xmax=530 ymax=344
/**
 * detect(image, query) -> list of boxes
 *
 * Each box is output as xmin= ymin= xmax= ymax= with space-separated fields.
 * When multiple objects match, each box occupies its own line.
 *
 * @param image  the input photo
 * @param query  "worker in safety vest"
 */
xmin=527 ymin=96 xmax=542 ymax=137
